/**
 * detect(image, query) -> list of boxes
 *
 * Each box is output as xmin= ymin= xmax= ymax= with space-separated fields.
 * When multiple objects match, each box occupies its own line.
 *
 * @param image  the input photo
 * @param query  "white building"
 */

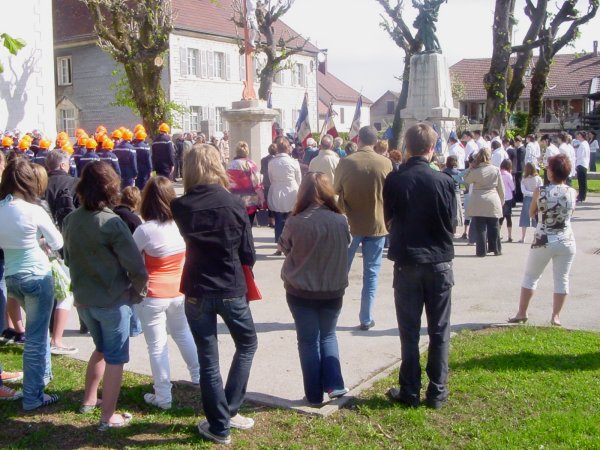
xmin=1 ymin=0 xmax=56 ymax=136
xmin=53 ymin=0 xmax=320 ymax=138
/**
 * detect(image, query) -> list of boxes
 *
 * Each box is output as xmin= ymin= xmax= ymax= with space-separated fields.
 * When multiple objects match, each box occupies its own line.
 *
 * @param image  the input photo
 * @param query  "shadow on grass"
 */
xmin=452 ymin=351 xmax=600 ymax=372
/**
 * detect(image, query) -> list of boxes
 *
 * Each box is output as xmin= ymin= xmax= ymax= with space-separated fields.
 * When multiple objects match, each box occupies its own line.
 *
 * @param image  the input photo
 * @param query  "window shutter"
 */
xmin=293 ymin=66 xmax=298 ymax=86
xmin=209 ymin=107 xmax=215 ymax=121
xmin=201 ymin=106 xmax=209 ymax=121
xmin=239 ymin=54 xmax=246 ymax=81
xmin=179 ymin=47 xmax=187 ymax=77
xmin=208 ymin=51 xmax=215 ymax=79
xmin=225 ymin=53 xmax=231 ymax=81
xmin=201 ymin=50 xmax=208 ymax=79
xmin=195 ymin=50 xmax=201 ymax=78
xmin=302 ymin=65 xmax=308 ymax=88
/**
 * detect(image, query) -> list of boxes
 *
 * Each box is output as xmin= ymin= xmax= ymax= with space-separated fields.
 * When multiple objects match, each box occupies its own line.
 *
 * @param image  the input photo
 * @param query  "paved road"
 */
xmin=61 ymin=192 xmax=600 ymax=412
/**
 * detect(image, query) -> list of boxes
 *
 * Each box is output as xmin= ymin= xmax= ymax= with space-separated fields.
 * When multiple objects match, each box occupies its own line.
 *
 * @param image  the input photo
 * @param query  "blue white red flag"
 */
xmin=295 ymin=93 xmax=311 ymax=146
xmin=349 ymin=95 xmax=362 ymax=143
xmin=323 ymin=103 xmax=339 ymax=138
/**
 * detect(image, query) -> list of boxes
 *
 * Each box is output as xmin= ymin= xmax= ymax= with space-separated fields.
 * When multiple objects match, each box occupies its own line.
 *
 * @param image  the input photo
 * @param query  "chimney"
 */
xmin=594 ymin=40 xmax=598 ymax=56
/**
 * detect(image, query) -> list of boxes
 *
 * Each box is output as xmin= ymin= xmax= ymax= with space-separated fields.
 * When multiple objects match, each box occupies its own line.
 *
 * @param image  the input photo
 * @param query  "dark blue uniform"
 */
xmin=114 ymin=141 xmax=138 ymax=188
xmin=133 ymin=139 xmax=152 ymax=190
xmin=72 ymin=145 xmax=87 ymax=176
xmin=32 ymin=149 xmax=49 ymax=166
xmin=151 ymin=133 xmax=174 ymax=178
xmin=79 ymin=150 xmax=101 ymax=173
xmin=97 ymin=150 xmax=121 ymax=177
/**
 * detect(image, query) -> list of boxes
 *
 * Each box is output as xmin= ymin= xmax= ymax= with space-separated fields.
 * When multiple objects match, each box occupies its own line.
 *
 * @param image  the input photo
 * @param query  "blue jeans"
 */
xmin=78 ymin=304 xmax=132 ymax=365
xmin=347 ymin=235 xmax=386 ymax=326
xmin=185 ymin=296 xmax=258 ymax=438
xmin=394 ymin=262 xmax=453 ymax=403
xmin=6 ymin=272 xmax=54 ymax=410
xmin=274 ymin=212 xmax=289 ymax=243
xmin=286 ymin=293 xmax=345 ymax=404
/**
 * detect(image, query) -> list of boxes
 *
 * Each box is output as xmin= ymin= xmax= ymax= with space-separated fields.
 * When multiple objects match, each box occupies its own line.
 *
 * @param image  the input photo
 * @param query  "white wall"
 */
xmin=0 ymin=0 xmax=56 ymax=136
xmin=328 ymin=102 xmax=371 ymax=134
xmin=169 ymin=33 xmax=318 ymax=137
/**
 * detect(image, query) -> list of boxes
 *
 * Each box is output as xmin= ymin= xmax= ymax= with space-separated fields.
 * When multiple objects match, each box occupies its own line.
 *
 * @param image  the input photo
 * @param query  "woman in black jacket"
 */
xmin=171 ymin=144 xmax=257 ymax=446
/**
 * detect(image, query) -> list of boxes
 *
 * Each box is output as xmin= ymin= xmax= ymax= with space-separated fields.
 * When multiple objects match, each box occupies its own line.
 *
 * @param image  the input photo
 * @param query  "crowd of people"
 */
xmin=0 ymin=119 xmax=593 ymax=445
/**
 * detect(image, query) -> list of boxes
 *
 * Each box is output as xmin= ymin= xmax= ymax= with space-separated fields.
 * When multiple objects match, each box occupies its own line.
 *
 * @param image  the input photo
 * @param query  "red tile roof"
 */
xmin=318 ymin=71 xmax=373 ymax=106
xmin=450 ymin=53 xmax=600 ymax=102
xmin=53 ymin=0 xmax=318 ymax=52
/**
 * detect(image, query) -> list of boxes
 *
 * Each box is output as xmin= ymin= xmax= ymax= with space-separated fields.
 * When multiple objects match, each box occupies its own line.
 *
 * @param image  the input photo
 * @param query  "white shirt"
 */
xmin=524 ymin=142 xmax=540 ymax=168
xmin=476 ymin=136 xmax=487 ymax=150
xmin=543 ymin=144 xmax=560 ymax=165
xmin=133 ymin=220 xmax=185 ymax=258
xmin=590 ymin=139 xmax=598 ymax=154
xmin=308 ymin=149 xmax=340 ymax=184
xmin=465 ymin=139 xmax=479 ymax=162
xmin=491 ymin=147 xmax=509 ymax=168
xmin=267 ymin=153 xmax=302 ymax=212
xmin=448 ymin=143 xmax=465 ymax=169
xmin=559 ymin=143 xmax=577 ymax=177
xmin=576 ymin=140 xmax=590 ymax=169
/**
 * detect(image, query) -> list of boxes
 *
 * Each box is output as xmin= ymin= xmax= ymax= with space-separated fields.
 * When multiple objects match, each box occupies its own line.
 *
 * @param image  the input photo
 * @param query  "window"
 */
xmin=189 ymin=106 xmax=201 ymax=131
xmin=477 ymin=103 xmax=485 ymax=121
xmin=215 ymin=107 xmax=226 ymax=132
xmin=294 ymin=63 xmax=307 ymax=88
xmin=214 ymin=52 xmax=225 ymax=79
xmin=59 ymin=108 xmax=76 ymax=136
xmin=187 ymin=49 xmax=199 ymax=76
xmin=340 ymin=108 xmax=345 ymax=124
xmin=57 ymin=56 xmax=72 ymax=86
xmin=374 ymin=122 xmax=382 ymax=131
xmin=386 ymin=101 xmax=395 ymax=115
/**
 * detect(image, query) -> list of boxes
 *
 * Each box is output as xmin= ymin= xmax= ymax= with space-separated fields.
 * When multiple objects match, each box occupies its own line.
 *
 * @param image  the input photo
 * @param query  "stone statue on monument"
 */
xmin=242 ymin=0 xmax=258 ymax=100
xmin=412 ymin=0 xmax=446 ymax=53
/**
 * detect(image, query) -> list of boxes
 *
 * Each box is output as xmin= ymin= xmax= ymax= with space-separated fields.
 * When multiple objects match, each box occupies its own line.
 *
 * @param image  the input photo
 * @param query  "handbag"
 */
xmin=50 ymin=258 xmax=71 ymax=302
xmin=242 ymin=265 xmax=262 ymax=301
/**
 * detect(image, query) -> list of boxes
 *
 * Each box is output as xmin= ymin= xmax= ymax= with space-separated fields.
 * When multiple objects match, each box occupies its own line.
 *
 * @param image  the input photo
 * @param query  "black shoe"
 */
xmin=359 ymin=320 xmax=375 ymax=331
xmin=425 ymin=396 xmax=447 ymax=409
xmin=0 ymin=328 xmax=16 ymax=344
xmin=386 ymin=388 xmax=419 ymax=407
xmin=79 ymin=323 xmax=89 ymax=334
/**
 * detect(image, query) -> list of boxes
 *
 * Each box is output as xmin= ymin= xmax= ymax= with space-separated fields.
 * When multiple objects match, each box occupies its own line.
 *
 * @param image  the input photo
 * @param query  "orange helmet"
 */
xmin=18 ymin=139 xmax=30 ymax=151
xmin=75 ymin=128 xmax=86 ymax=138
xmin=111 ymin=129 xmax=123 ymax=139
xmin=158 ymin=122 xmax=170 ymax=133
xmin=96 ymin=125 xmax=107 ymax=134
xmin=56 ymin=137 xmax=70 ymax=148
xmin=85 ymin=138 xmax=98 ymax=150
xmin=57 ymin=131 xmax=68 ymax=141
xmin=102 ymin=138 xmax=115 ymax=150
xmin=135 ymin=130 xmax=147 ymax=141
xmin=39 ymin=139 xmax=52 ymax=150
xmin=122 ymin=129 xmax=133 ymax=141
xmin=77 ymin=134 xmax=89 ymax=146
xmin=119 ymin=126 xmax=127 ymax=134
xmin=2 ymin=136 xmax=13 ymax=147
xmin=63 ymin=143 xmax=74 ymax=154
xmin=95 ymin=132 xmax=106 ymax=143
xmin=133 ymin=124 xmax=145 ymax=133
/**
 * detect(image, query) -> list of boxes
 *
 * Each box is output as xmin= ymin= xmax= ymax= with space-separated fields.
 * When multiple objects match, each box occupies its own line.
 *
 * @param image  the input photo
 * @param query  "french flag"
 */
xmin=323 ymin=103 xmax=339 ymax=138
xmin=295 ymin=93 xmax=311 ymax=146
xmin=348 ymin=95 xmax=362 ymax=144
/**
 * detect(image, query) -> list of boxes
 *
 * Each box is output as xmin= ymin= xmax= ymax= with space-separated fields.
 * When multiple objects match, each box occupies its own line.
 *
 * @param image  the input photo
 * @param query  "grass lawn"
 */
xmin=572 ymin=178 xmax=600 ymax=193
xmin=1 ymin=327 xmax=599 ymax=449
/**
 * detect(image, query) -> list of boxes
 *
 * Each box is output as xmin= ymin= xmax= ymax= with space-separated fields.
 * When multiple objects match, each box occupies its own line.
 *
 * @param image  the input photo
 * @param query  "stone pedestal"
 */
xmin=222 ymin=100 xmax=278 ymax=163
xmin=400 ymin=53 xmax=460 ymax=155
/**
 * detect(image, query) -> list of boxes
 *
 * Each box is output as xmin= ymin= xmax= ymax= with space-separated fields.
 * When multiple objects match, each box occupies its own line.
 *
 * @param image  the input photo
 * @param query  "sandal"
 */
xmin=98 ymin=412 xmax=133 ymax=431
xmin=79 ymin=399 xmax=102 ymax=413
xmin=507 ymin=317 xmax=528 ymax=324
xmin=551 ymin=319 xmax=562 ymax=327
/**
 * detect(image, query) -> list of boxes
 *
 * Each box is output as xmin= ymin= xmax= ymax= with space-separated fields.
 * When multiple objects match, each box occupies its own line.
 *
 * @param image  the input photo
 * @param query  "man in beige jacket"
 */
xmin=334 ymin=126 xmax=393 ymax=330
xmin=308 ymin=135 xmax=339 ymax=184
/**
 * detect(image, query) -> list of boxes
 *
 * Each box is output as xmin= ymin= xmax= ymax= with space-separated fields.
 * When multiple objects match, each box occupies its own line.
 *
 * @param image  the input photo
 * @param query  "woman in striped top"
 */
xmin=132 ymin=176 xmax=199 ymax=410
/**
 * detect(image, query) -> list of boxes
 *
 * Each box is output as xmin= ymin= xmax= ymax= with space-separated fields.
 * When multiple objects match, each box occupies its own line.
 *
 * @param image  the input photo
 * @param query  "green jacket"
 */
xmin=62 ymin=207 xmax=148 ymax=308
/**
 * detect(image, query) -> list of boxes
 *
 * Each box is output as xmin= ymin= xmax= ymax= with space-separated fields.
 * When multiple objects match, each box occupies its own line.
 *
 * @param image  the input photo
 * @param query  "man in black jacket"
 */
xmin=45 ymin=149 xmax=79 ymax=229
xmin=383 ymin=123 xmax=456 ymax=410
xmin=152 ymin=123 xmax=175 ymax=178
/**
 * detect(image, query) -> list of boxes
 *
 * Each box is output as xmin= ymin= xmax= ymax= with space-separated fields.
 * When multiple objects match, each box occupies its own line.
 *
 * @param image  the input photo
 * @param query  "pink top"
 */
xmin=500 ymin=169 xmax=515 ymax=201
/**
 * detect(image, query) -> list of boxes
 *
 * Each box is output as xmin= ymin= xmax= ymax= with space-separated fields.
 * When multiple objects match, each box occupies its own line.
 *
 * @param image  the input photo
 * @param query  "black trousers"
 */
xmin=576 ymin=165 xmax=587 ymax=201
xmin=471 ymin=216 xmax=501 ymax=256
xmin=514 ymin=172 xmax=523 ymax=203
xmin=394 ymin=262 xmax=453 ymax=403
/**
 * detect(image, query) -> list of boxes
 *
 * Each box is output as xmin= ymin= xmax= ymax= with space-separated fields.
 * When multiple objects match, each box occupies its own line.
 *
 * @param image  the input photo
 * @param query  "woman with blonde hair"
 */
xmin=132 ymin=176 xmax=199 ymax=410
xmin=227 ymin=141 xmax=263 ymax=225
xmin=464 ymin=148 xmax=505 ymax=257
xmin=172 ymin=144 xmax=257 ymax=446
xmin=279 ymin=172 xmax=350 ymax=405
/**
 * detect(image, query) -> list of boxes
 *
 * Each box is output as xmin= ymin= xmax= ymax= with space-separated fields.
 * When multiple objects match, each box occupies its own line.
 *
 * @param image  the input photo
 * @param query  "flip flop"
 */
xmin=98 ymin=412 xmax=133 ymax=431
xmin=79 ymin=399 xmax=102 ymax=413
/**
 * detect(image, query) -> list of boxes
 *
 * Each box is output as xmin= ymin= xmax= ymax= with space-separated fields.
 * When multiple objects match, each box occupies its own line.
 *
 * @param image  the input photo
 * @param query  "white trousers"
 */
xmin=521 ymin=240 xmax=576 ymax=294
xmin=134 ymin=296 xmax=200 ymax=404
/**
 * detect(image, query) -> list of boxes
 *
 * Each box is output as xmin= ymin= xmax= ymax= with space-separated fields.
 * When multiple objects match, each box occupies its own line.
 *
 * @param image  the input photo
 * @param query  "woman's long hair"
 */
xmin=0 ymin=158 xmax=39 ymax=204
xmin=183 ymin=144 xmax=229 ymax=193
xmin=292 ymin=172 xmax=341 ymax=216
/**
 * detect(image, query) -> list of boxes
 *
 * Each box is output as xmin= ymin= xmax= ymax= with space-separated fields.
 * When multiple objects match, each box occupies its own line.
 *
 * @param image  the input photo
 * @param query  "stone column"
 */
xmin=222 ymin=100 xmax=278 ymax=164
xmin=400 ymin=53 xmax=460 ymax=155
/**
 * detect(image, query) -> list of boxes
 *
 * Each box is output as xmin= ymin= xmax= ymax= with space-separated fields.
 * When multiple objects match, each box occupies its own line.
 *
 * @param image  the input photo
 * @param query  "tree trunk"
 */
xmin=483 ymin=0 xmax=516 ymax=134
xmin=390 ymin=57 xmax=411 ymax=150
xmin=259 ymin=45 xmax=276 ymax=101
xmin=125 ymin=61 xmax=168 ymax=137
xmin=526 ymin=54 xmax=550 ymax=135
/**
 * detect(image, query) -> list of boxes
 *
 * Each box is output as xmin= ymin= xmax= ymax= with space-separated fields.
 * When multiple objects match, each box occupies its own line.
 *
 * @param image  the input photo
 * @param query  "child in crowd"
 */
xmin=519 ymin=163 xmax=543 ymax=243
xmin=499 ymin=159 xmax=515 ymax=242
